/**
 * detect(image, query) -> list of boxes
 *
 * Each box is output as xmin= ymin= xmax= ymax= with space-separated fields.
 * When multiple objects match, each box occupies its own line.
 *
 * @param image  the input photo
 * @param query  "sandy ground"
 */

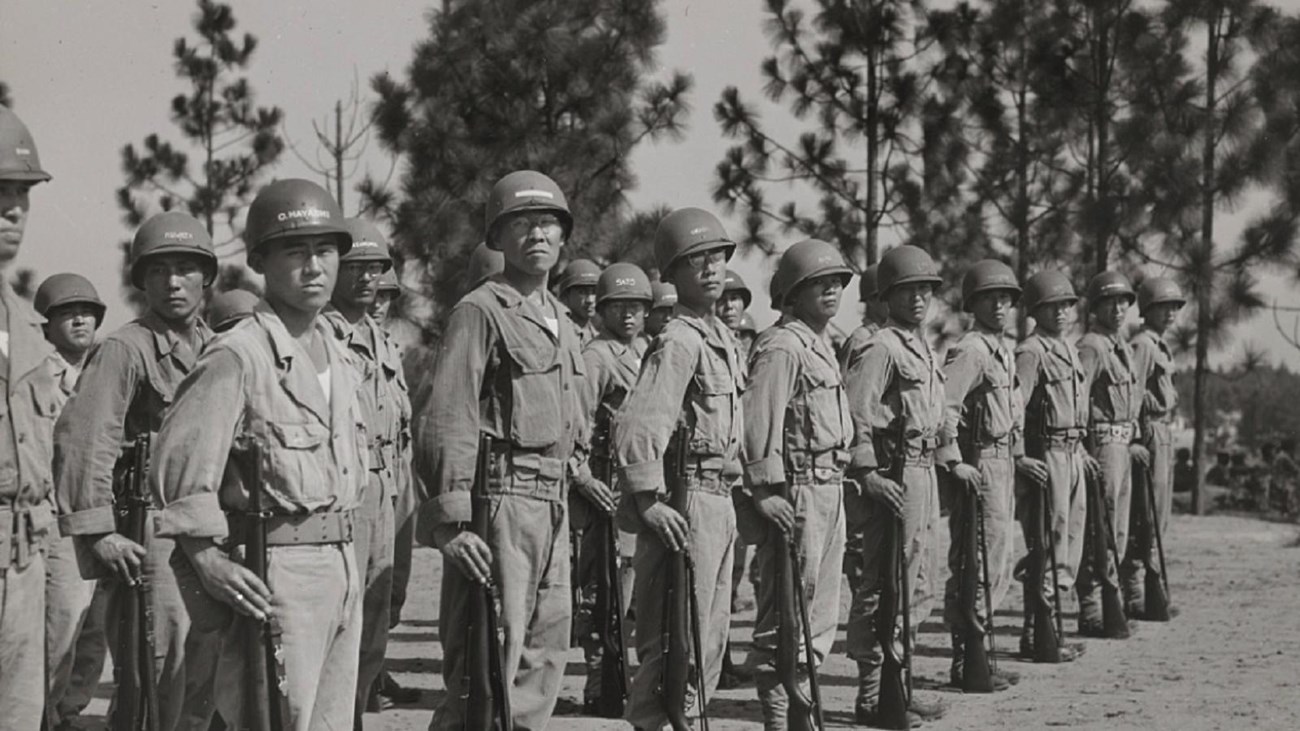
xmin=76 ymin=512 xmax=1300 ymax=730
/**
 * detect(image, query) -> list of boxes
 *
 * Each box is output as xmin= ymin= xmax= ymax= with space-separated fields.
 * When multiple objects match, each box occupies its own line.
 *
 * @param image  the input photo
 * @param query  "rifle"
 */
xmin=1025 ymin=477 xmax=1063 ymax=663
xmin=593 ymin=456 xmax=629 ymax=718
xmin=1085 ymin=471 xmax=1129 ymax=638
xmin=772 ymin=480 xmax=824 ymax=731
xmin=873 ymin=423 xmax=912 ymax=730
xmin=112 ymin=434 xmax=159 ymax=731
xmin=956 ymin=486 xmax=994 ymax=692
xmin=463 ymin=434 xmax=512 ymax=730
xmin=241 ymin=438 xmax=286 ymax=731
xmin=660 ymin=424 xmax=708 ymax=731
xmin=1136 ymin=454 xmax=1172 ymax=621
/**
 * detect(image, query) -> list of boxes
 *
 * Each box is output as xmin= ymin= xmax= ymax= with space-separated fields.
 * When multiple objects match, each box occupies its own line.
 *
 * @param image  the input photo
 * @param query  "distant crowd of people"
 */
xmin=1175 ymin=440 xmax=1300 ymax=516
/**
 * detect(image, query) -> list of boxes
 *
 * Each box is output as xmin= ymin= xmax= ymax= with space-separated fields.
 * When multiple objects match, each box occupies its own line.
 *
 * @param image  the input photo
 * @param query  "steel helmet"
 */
xmin=467 ymin=241 xmax=504 ymax=288
xmin=558 ymin=259 xmax=602 ymax=294
xmin=0 ymin=105 xmax=51 ymax=183
xmin=738 ymin=312 xmax=757 ymax=335
xmin=961 ymin=259 xmax=1021 ymax=312
xmin=376 ymin=270 xmax=400 ymax=294
xmin=650 ymin=281 xmax=677 ymax=310
xmin=1086 ymin=271 xmax=1136 ymax=307
xmin=654 ymin=207 xmax=735 ymax=274
xmin=1021 ymin=269 xmax=1078 ymax=310
xmin=207 ymin=288 xmax=260 ymax=333
xmin=129 ymin=211 xmax=218 ymax=289
xmin=243 ymin=179 xmax=351 ymax=260
xmin=596 ymin=262 xmax=652 ymax=305
xmin=877 ymin=245 xmax=942 ymax=295
xmin=34 ymin=273 xmax=105 ymax=325
xmin=772 ymin=239 xmax=852 ymax=306
xmin=722 ymin=269 xmax=753 ymax=308
xmin=339 ymin=217 xmax=392 ymax=270
xmin=1137 ymin=276 xmax=1186 ymax=312
xmin=859 ymin=264 xmax=880 ymax=302
xmin=484 ymin=170 xmax=573 ymax=248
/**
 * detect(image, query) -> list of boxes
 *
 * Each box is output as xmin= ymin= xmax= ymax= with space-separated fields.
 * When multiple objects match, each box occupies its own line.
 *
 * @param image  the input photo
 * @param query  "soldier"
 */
xmin=838 ymin=264 xmax=888 ymax=370
xmin=35 ymin=273 xmax=107 ymax=725
xmin=418 ymin=170 xmax=586 ymax=730
xmin=207 ymin=288 xmax=260 ymax=333
xmin=0 ymin=103 xmax=63 ymax=730
xmin=371 ymin=269 xmax=400 ymax=323
xmin=1125 ymin=276 xmax=1184 ymax=620
xmin=1076 ymin=271 xmax=1145 ymax=637
xmin=646 ymin=281 xmax=677 ymax=337
xmin=717 ymin=269 xmax=752 ymax=331
xmin=558 ymin=258 xmax=603 ymax=344
xmin=150 ymin=179 xmax=366 ymax=728
xmin=743 ymin=239 xmax=853 ymax=729
xmin=612 ymin=207 xmax=743 ymax=731
xmin=325 ymin=217 xmax=413 ymax=728
xmin=569 ymin=262 xmax=652 ymax=714
xmin=842 ymin=245 xmax=947 ymax=726
xmin=54 ymin=210 xmax=220 ymax=730
xmin=936 ymin=260 xmax=1025 ymax=691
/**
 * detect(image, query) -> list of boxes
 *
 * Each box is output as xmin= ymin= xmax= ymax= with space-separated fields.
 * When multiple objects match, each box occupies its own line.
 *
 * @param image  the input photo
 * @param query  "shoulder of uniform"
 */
xmin=101 ymin=319 xmax=155 ymax=349
xmin=751 ymin=324 xmax=801 ymax=356
xmin=1014 ymin=335 xmax=1045 ymax=356
xmin=655 ymin=318 xmax=706 ymax=356
xmin=1076 ymin=332 xmax=1106 ymax=352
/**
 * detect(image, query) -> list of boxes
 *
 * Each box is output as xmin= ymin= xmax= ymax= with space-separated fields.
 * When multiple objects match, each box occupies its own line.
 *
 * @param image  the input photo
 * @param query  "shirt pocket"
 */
xmin=688 ymin=370 xmax=735 ymax=456
xmin=267 ymin=421 xmax=331 ymax=504
xmin=502 ymin=341 xmax=562 ymax=450
xmin=893 ymin=358 xmax=939 ymax=438
xmin=977 ymin=365 xmax=1014 ymax=442
xmin=797 ymin=365 xmax=850 ymax=453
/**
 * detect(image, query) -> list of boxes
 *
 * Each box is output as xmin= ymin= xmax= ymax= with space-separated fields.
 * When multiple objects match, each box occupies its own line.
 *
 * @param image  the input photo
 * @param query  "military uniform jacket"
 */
xmin=1077 ymin=329 xmax=1140 ymax=430
xmin=327 ymin=310 xmax=414 ymax=523
xmin=54 ymin=311 xmax=213 ymax=538
xmin=0 ymin=280 xmax=61 ymax=565
xmin=576 ymin=333 xmax=647 ymax=485
xmin=936 ymin=329 xmax=1024 ymax=465
xmin=416 ymin=277 xmax=587 ymax=529
xmin=1015 ymin=333 xmax=1087 ymax=453
xmin=151 ymin=302 xmax=367 ymax=539
xmin=742 ymin=316 xmax=852 ymax=487
xmin=838 ymin=322 xmax=879 ymax=373
xmin=1130 ymin=328 xmax=1176 ymax=427
xmin=613 ymin=304 xmax=744 ymax=494
xmin=844 ymin=323 xmax=945 ymax=473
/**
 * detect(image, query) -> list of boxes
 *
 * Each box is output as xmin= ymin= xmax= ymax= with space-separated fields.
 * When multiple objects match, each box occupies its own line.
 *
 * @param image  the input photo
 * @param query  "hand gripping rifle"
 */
xmin=463 ymin=434 xmax=512 ymax=730
xmin=773 ymin=479 xmax=824 ymax=731
xmin=1085 ymin=470 xmax=1129 ymax=638
xmin=956 ymin=484 xmax=995 ymax=692
xmin=112 ymin=434 xmax=159 ymax=731
xmin=661 ymin=424 xmax=709 ymax=731
xmin=593 ymin=454 xmax=629 ymax=718
xmin=240 ymin=437 xmax=287 ymax=731
xmin=873 ymin=421 xmax=912 ymax=730
xmin=1134 ymin=448 xmax=1172 ymax=621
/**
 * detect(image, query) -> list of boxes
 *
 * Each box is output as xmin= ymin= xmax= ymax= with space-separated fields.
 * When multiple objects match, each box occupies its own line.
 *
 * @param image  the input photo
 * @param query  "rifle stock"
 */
xmin=773 ymin=480 xmax=824 ymax=731
xmin=1027 ymin=480 xmax=1063 ymax=663
xmin=957 ymin=486 xmax=993 ymax=692
xmin=873 ymin=425 xmax=911 ymax=730
xmin=1086 ymin=472 xmax=1129 ymax=638
xmin=242 ymin=438 xmax=286 ymax=731
xmin=660 ymin=424 xmax=707 ymax=731
xmin=464 ymin=434 xmax=512 ymax=731
xmin=594 ymin=458 xmax=629 ymax=718
xmin=112 ymin=435 xmax=158 ymax=731
xmin=1136 ymin=455 xmax=1172 ymax=621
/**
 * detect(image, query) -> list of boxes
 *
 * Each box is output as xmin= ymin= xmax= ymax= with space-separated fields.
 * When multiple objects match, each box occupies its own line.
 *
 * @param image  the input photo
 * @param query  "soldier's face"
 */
xmin=1092 ymin=294 xmax=1129 ymax=332
xmin=0 ymin=180 xmax=33 ymax=265
xmin=370 ymin=291 xmax=396 ymax=321
xmin=564 ymin=285 xmax=597 ymax=323
xmin=789 ymin=274 xmax=844 ymax=328
xmin=141 ymin=254 xmax=207 ymax=323
xmin=971 ymin=291 xmax=1013 ymax=333
xmin=646 ymin=306 xmax=673 ymax=336
xmin=253 ymin=235 xmax=340 ymax=316
xmin=44 ymin=303 xmax=99 ymax=356
xmin=671 ymin=247 xmax=728 ymax=309
xmin=496 ymin=211 xmax=563 ymax=277
xmin=1032 ymin=300 xmax=1072 ymax=335
xmin=599 ymin=300 xmax=647 ymax=341
xmin=715 ymin=291 xmax=746 ymax=328
xmin=334 ymin=260 xmax=385 ymax=311
xmin=886 ymin=282 xmax=933 ymax=327
xmin=1145 ymin=302 xmax=1179 ymax=333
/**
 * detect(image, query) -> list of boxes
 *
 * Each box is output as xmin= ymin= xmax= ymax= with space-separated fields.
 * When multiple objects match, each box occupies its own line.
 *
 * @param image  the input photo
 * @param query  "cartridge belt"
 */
xmin=1091 ymin=422 xmax=1135 ymax=445
xmin=230 ymin=509 xmax=355 ymax=546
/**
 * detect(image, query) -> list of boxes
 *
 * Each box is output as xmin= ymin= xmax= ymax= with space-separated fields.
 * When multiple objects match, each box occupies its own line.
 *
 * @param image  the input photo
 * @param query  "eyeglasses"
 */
xmin=342 ymin=262 xmax=388 ymax=277
xmin=506 ymin=214 xmax=563 ymax=237
xmin=683 ymin=249 xmax=728 ymax=270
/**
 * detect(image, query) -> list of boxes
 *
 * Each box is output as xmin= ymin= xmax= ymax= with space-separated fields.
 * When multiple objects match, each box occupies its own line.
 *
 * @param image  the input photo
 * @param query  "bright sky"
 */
xmin=5 ymin=0 xmax=1300 ymax=368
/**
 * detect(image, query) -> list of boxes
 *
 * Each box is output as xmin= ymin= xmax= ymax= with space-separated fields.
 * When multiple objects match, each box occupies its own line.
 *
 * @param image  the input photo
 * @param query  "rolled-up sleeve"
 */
xmin=613 ymin=333 xmax=698 ymax=494
xmin=151 ymin=346 xmax=246 ymax=539
xmin=846 ymin=341 xmax=891 ymax=472
xmin=742 ymin=345 xmax=798 ymax=487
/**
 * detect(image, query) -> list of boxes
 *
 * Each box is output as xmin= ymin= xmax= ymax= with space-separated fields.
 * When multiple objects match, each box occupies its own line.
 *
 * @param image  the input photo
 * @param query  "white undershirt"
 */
xmin=544 ymin=317 xmax=559 ymax=337
xmin=317 ymin=367 xmax=331 ymax=408
xmin=0 ymin=332 xmax=10 ymax=358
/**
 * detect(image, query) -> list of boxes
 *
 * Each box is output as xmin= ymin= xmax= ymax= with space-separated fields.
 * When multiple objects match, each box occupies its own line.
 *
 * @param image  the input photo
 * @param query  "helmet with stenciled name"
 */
xmin=339 ymin=217 xmax=392 ymax=271
xmin=1137 ymin=276 xmax=1186 ymax=313
xmin=483 ymin=170 xmax=572 ymax=248
xmin=653 ymin=207 xmax=735 ymax=274
xmin=1086 ymin=270 xmax=1136 ymax=307
xmin=128 ymin=211 xmax=218 ymax=289
xmin=243 ymin=179 xmax=351 ymax=260
xmin=877 ymin=245 xmax=942 ymax=295
xmin=1021 ymin=269 xmax=1078 ymax=311
xmin=0 ymin=105 xmax=51 ymax=183
xmin=596 ymin=262 xmax=652 ymax=305
xmin=961 ymin=259 xmax=1021 ymax=312
xmin=771 ymin=239 xmax=852 ymax=307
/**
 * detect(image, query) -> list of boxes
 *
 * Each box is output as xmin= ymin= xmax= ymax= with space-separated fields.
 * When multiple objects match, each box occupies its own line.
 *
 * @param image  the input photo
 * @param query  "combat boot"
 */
xmin=1018 ymin=618 xmax=1086 ymax=663
xmin=948 ymin=632 xmax=1012 ymax=692
xmin=854 ymin=662 xmax=924 ymax=728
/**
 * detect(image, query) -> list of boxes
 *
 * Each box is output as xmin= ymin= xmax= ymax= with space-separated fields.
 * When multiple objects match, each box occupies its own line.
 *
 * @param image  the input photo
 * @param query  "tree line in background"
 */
xmin=26 ymin=0 xmax=1293 ymax=514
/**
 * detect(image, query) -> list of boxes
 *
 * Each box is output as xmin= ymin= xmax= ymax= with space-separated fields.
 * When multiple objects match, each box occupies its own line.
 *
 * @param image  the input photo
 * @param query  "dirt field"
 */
xmin=77 ymin=512 xmax=1300 ymax=730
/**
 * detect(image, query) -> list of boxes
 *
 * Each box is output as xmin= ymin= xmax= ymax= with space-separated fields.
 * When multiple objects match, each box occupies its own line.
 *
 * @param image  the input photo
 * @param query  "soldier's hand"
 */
xmin=752 ymin=487 xmax=796 ymax=535
xmin=1083 ymin=454 xmax=1103 ymax=484
xmin=184 ymin=543 xmax=273 ymax=621
xmin=436 ymin=528 xmax=494 ymax=586
xmin=1129 ymin=443 xmax=1151 ymax=469
xmin=1016 ymin=457 xmax=1050 ymax=489
xmin=859 ymin=470 xmax=905 ymax=517
xmin=951 ymin=462 xmax=984 ymax=491
xmin=640 ymin=501 xmax=690 ymax=553
xmin=91 ymin=533 xmax=146 ymax=582
xmin=576 ymin=477 xmax=617 ymax=515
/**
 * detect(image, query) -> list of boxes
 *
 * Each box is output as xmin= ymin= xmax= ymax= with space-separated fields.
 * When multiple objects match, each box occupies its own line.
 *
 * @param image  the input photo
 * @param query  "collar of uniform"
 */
xmin=482 ymin=279 xmax=563 ymax=341
xmin=1087 ymin=325 xmax=1123 ymax=349
xmin=670 ymin=303 xmax=732 ymax=350
xmin=139 ymin=309 xmax=210 ymax=359
xmin=252 ymin=300 xmax=333 ymax=369
xmin=592 ymin=332 xmax=644 ymax=357
xmin=776 ymin=315 xmax=838 ymax=365
xmin=0 ymin=277 xmax=55 ymax=384
xmin=884 ymin=322 xmax=931 ymax=362
xmin=251 ymin=301 xmax=351 ymax=427
xmin=322 ymin=305 xmax=377 ymax=359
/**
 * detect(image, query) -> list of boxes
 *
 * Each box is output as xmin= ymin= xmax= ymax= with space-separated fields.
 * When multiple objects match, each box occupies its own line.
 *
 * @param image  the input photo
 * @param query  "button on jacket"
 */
xmin=1016 ymin=334 xmax=1088 ymax=443
xmin=0 ymin=278 xmax=60 ymax=521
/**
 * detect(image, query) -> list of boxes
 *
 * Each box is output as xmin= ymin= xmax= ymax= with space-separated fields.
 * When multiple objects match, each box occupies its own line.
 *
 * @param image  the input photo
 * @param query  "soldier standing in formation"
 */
xmin=558 ymin=258 xmax=603 ymax=345
xmin=842 ymin=245 xmax=947 ymax=726
xmin=646 ymin=281 xmax=677 ymax=337
xmin=742 ymin=239 xmax=853 ymax=729
xmin=613 ymin=207 xmax=744 ymax=731
xmin=1076 ymin=272 xmax=1144 ymax=637
xmin=419 ymin=170 xmax=586 ymax=730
